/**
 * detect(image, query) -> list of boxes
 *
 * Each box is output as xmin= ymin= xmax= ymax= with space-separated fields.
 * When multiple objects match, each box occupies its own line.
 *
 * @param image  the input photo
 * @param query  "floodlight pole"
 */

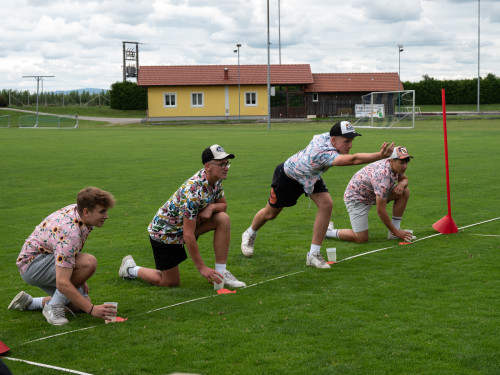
xmin=477 ymin=0 xmax=480 ymax=113
xmin=22 ymin=75 xmax=54 ymax=127
xmin=234 ymin=44 xmax=242 ymax=121
xmin=267 ymin=0 xmax=271 ymax=130
xmin=278 ymin=0 xmax=281 ymax=65
xmin=398 ymin=44 xmax=404 ymax=118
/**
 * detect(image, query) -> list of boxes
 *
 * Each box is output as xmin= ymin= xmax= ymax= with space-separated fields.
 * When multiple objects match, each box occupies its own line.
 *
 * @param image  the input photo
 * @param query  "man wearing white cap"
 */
xmin=326 ymin=146 xmax=415 ymax=243
xmin=241 ymin=121 xmax=395 ymax=268
xmin=119 ymin=144 xmax=246 ymax=288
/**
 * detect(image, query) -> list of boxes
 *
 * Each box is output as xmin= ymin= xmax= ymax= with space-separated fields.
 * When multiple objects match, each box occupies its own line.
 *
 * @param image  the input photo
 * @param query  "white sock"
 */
xmin=49 ymin=289 xmax=67 ymax=305
xmin=330 ymin=229 xmax=340 ymax=239
xmin=392 ymin=216 xmax=402 ymax=230
xmin=128 ymin=266 xmax=141 ymax=278
xmin=215 ymin=263 xmax=227 ymax=273
xmin=26 ymin=297 xmax=44 ymax=311
xmin=309 ymin=244 xmax=321 ymax=256
xmin=247 ymin=227 xmax=257 ymax=236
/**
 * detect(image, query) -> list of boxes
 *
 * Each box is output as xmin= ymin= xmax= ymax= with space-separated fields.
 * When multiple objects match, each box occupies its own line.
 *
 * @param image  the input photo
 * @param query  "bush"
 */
xmin=109 ymin=81 xmax=147 ymax=110
xmin=403 ymin=73 xmax=500 ymax=105
xmin=0 ymin=94 xmax=8 ymax=107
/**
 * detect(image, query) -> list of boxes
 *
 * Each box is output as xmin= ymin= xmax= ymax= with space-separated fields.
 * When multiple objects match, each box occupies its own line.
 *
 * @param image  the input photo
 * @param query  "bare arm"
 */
xmin=375 ymin=196 xmax=413 ymax=241
xmin=332 ymin=142 xmax=395 ymax=166
xmin=197 ymin=197 xmax=227 ymax=223
xmin=183 ymin=217 xmax=223 ymax=284
xmin=392 ymin=174 xmax=409 ymax=196
xmin=55 ymin=266 xmax=116 ymax=319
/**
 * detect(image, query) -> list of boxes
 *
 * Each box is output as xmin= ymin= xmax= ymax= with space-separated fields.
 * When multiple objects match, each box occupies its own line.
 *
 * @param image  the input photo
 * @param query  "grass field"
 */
xmin=1 ymin=118 xmax=499 ymax=374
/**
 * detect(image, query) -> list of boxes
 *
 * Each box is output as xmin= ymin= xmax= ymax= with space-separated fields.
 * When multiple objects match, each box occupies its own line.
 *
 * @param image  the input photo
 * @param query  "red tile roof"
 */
xmin=138 ymin=64 xmax=313 ymax=86
xmin=305 ymin=73 xmax=403 ymax=92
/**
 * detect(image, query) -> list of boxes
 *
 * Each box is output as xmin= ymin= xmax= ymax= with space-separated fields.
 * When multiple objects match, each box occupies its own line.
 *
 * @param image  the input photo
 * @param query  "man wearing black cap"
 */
xmin=326 ymin=146 xmax=416 ymax=243
xmin=241 ymin=121 xmax=394 ymax=268
xmin=119 ymin=144 xmax=246 ymax=288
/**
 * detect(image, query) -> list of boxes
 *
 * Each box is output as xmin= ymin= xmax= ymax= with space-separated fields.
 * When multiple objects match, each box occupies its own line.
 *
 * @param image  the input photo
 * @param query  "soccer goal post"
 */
xmin=18 ymin=114 xmax=78 ymax=129
xmin=0 ymin=115 xmax=10 ymax=128
xmin=353 ymin=90 xmax=415 ymax=129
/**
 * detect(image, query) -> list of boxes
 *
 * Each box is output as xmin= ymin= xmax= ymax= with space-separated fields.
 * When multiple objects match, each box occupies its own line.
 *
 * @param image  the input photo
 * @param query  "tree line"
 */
xmin=2 ymin=74 xmax=499 ymax=109
xmin=403 ymin=73 xmax=500 ymax=105
xmin=0 ymin=89 xmax=110 ymax=107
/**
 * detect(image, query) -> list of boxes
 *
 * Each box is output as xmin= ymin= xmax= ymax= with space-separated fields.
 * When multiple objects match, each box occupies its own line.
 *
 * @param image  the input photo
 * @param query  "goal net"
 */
xmin=0 ymin=115 xmax=10 ymax=128
xmin=18 ymin=114 xmax=78 ymax=129
xmin=353 ymin=90 xmax=415 ymax=129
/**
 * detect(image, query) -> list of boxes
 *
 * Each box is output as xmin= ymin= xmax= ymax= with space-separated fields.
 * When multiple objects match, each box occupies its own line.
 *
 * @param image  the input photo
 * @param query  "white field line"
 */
xmin=337 ymin=216 xmax=499 ymax=263
xmin=136 ymin=270 xmax=305 ymax=315
xmin=18 ymin=326 xmax=96 ymax=346
xmin=1 ymin=356 xmax=93 ymax=375
xmin=14 ymin=217 xmax=499 ymax=356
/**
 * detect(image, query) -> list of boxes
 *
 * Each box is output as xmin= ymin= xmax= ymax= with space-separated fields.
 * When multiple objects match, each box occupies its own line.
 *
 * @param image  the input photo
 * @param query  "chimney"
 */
xmin=224 ymin=67 xmax=229 ymax=80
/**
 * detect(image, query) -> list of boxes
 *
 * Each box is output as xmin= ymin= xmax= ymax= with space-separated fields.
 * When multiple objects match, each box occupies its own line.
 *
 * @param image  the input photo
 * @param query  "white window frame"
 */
xmin=245 ymin=91 xmax=257 ymax=107
xmin=163 ymin=92 xmax=177 ymax=108
xmin=191 ymin=92 xmax=204 ymax=107
xmin=312 ymin=93 xmax=319 ymax=102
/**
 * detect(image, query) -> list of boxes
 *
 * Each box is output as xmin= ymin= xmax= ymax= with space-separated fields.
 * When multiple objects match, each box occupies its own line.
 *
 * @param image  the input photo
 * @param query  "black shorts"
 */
xmin=268 ymin=162 xmax=329 ymax=208
xmin=149 ymin=236 xmax=188 ymax=271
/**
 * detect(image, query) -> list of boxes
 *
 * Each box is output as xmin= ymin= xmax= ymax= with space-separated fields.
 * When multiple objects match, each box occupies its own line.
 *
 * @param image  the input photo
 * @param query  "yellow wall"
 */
xmin=147 ymin=85 xmax=268 ymax=118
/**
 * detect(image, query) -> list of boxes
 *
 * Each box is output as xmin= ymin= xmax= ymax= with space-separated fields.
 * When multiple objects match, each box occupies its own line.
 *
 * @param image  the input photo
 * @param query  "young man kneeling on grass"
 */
xmin=119 ymin=144 xmax=245 ymax=289
xmin=8 ymin=187 xmax=117 ymax=326
xmin=326 ymin=146 xmax=416 ymax=243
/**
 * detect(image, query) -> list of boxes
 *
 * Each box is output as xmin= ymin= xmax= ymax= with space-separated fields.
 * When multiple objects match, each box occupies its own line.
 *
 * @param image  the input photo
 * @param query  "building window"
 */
xmin=191 ymin=92 xmax=204 ymax=107
xmin=245 ymin=92 xmax=257 ymax=106
xmin=312 ymin=93 xmax=319 ymax=102
xmin=164 ymin=93 xmax=177 ymax=108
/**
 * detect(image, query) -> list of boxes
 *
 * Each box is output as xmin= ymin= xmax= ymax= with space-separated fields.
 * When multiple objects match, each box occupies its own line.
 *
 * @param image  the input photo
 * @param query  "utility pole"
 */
xmin=22 ymin=75 xmax=54 ymax=126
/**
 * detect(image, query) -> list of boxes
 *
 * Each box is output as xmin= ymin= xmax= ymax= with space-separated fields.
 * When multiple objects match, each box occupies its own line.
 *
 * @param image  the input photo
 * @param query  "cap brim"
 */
xmin=342 ymin=132 xmax=362 ymax=139
xmin=213 ymin=153 xmax=235 ymax=160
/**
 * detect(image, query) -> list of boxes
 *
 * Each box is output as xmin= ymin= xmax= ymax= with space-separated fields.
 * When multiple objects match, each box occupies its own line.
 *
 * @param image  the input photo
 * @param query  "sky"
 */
xmin=1 ymin=0 xmax=499 ymax=92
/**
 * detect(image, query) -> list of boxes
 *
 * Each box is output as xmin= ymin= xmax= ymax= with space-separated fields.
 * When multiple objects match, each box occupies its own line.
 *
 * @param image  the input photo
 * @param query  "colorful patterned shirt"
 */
xmin=16 ymin=204 xmax=91 ymax=275
xmin=148 ymin=168 xmax=225 ymax=244
xmin=344 ymin=159 xmax=399 ymax=205
xmin=283 ymin=132 xmax=340 ymax=194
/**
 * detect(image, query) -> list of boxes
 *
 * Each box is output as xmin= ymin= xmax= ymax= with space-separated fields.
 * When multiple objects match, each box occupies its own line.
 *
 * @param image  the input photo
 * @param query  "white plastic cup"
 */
xmin=326 ymin=248 xmax=337 ymax=262
xmin=104 ymin=302 xmax=118 ymax=322
xmin=214 ymin=276 xmax=225 ymax=291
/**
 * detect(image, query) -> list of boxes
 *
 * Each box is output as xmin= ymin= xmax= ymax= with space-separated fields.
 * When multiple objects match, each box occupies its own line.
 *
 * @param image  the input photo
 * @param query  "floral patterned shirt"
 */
xmin=148 ymin=168 xmax=224 ymax=244
xmin=344 ymin=159 xmax=399 ymax=205
xmin=283 ymin=132 xmax=340 ymax=194
xmin=16 ymin=204 xmax=91 ymax=275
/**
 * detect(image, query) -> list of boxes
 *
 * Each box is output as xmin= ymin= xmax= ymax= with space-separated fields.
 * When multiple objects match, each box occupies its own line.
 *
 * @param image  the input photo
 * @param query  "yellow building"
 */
xmin=138 ymin=64 xmax=313 ymax=121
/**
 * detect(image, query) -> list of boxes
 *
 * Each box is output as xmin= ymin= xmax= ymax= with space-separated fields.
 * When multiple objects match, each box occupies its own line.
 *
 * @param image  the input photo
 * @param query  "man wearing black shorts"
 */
xmin=241 ymin=121 xmax=394 ymax=268
xmin=119 ymin=145 xmax=245 ymax=288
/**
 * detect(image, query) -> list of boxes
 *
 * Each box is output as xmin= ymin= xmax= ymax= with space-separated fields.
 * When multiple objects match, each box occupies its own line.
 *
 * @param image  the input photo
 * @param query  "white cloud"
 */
xmin=0 ymin=0 xmax=498 ymax=91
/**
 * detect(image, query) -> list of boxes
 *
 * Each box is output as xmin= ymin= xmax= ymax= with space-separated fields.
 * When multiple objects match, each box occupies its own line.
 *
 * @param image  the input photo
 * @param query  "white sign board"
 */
xmin=355 ymin=104 xmax=385 ymax=118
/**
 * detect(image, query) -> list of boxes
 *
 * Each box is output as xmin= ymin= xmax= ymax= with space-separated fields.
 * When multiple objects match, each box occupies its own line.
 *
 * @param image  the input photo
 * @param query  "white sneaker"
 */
xmin=241 ymin=231 xmax=256 ymax=257
xmin=388 ymin=229 xmax=416 ymax=241
xmin=43 ymin=302 xmax=69 ymax=326
xmin=8 ymin=291 xmax=33 ymax=310
xmin=306 ymin=252 xmax=331 ymax=269
xmin=222 ymin=270 xmax=246 ymax=288
xmin=328 ymin=221 xmax=334 ymax=231
xmin=119 ymin=255 xmax=137 ymax=279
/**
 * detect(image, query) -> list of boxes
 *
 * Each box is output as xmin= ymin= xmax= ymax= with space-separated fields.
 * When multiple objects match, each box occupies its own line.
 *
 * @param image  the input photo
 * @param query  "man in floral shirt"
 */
xmin=119 ymin=144 xmax=245 ymax=289
xmin=326 ymin=146 xmax=415 ymax=243
xmin=241 ymin=121 xmax=395 ymax=269
xmin=8 ymin=187 xmax=117 ymax=326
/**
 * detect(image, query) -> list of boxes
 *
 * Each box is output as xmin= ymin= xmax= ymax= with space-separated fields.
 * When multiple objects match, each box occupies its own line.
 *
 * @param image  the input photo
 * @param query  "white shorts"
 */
xmin=345 ymin=200 xmax=373 ymax=233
